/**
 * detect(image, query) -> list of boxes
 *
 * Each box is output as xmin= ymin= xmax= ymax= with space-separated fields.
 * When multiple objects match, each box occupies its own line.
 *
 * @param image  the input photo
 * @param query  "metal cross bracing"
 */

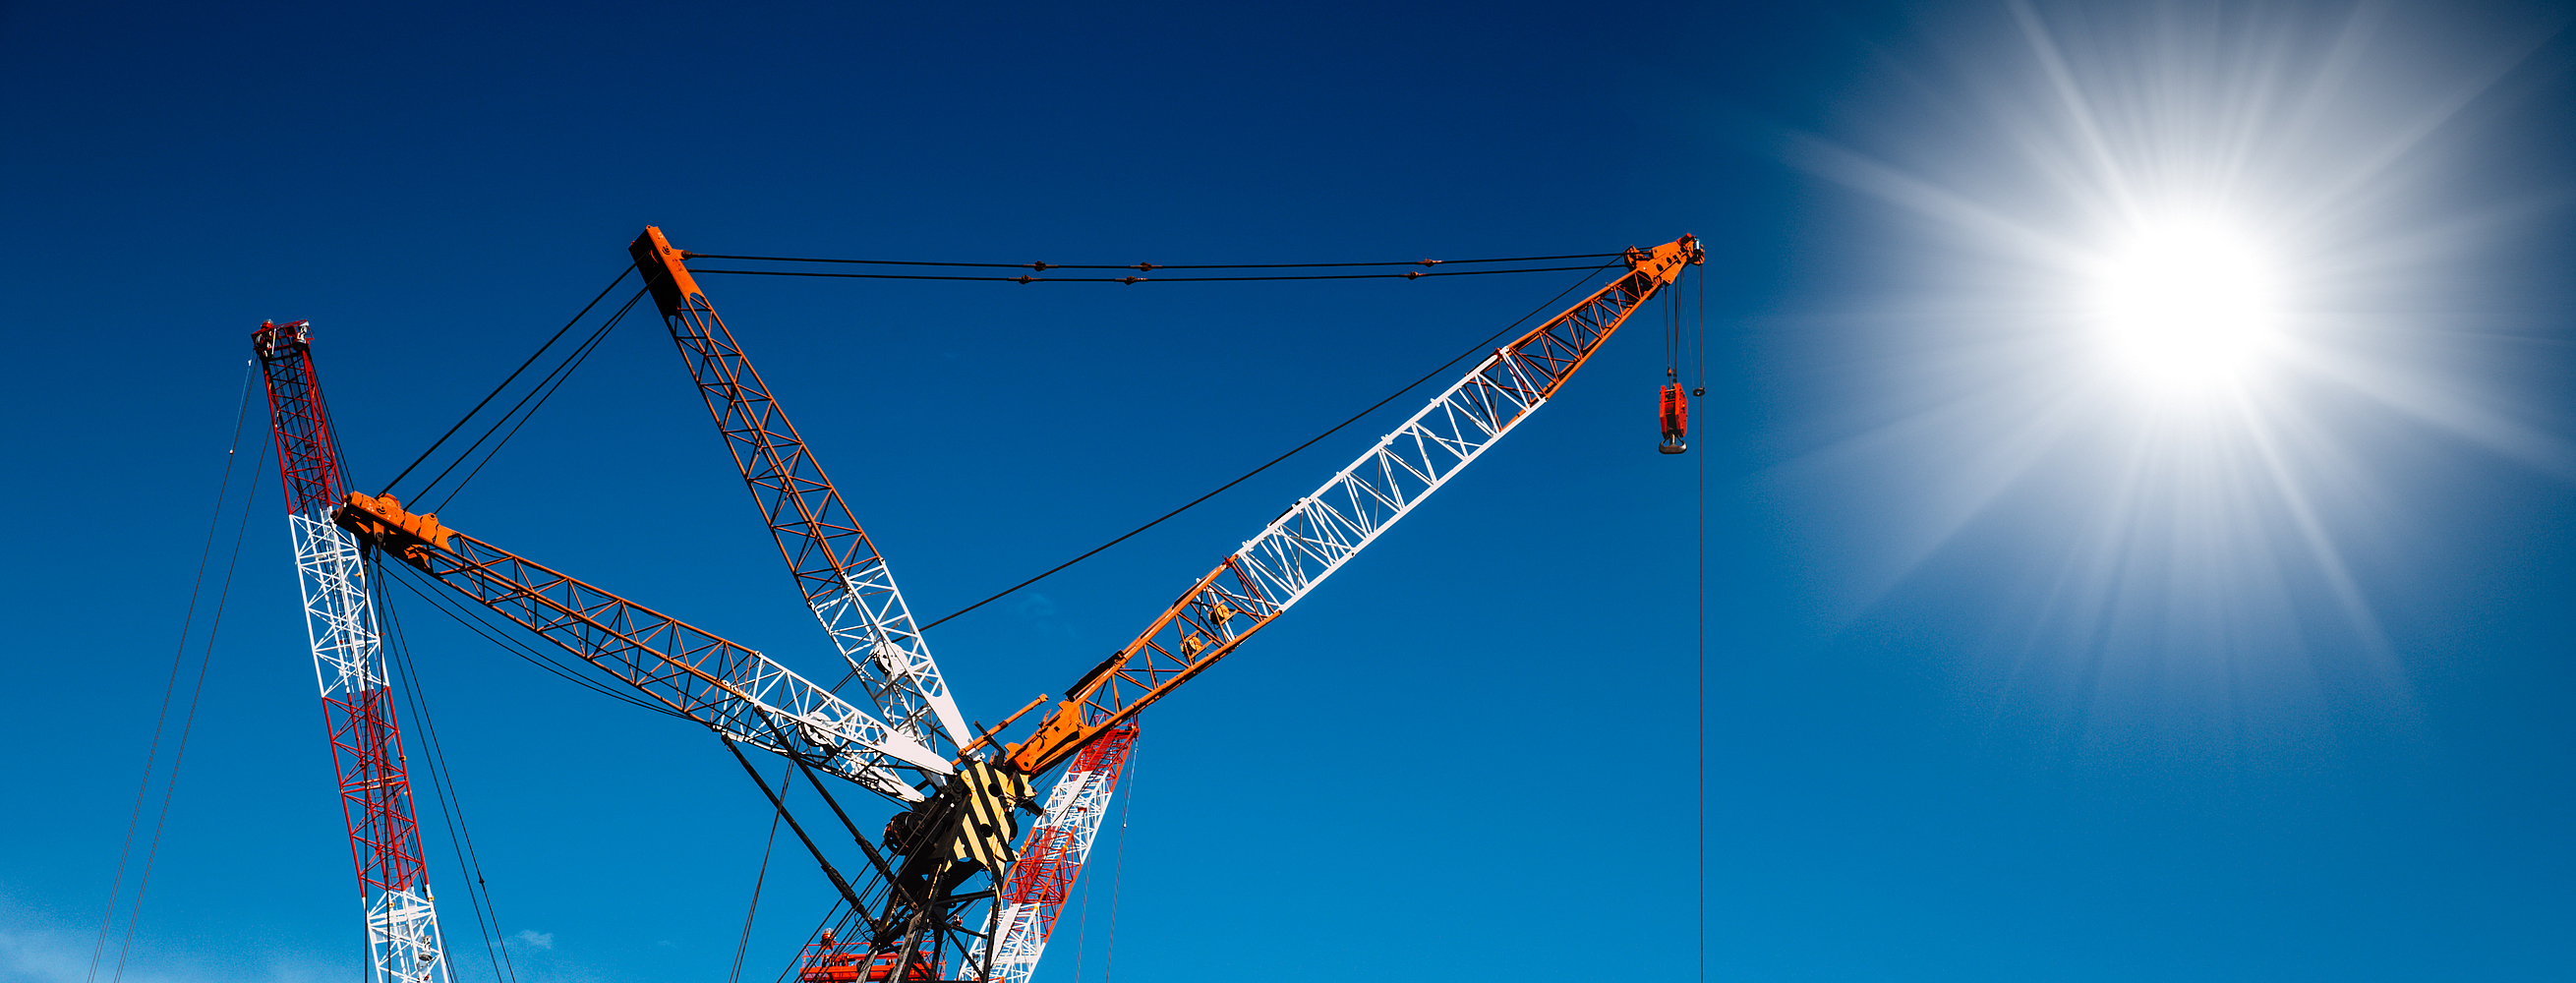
xmin=967 ymin=722 xmax=1139 ymax=983
xmin=1002 ymin=235 xmax=1705 ymax=776
xmin=632 ymin=227 xmax=971 ymax=767
xmin=256 ymin=319 xmax=451 ymax=983
xmin=333 ymin=492 xmax=954 ymax=801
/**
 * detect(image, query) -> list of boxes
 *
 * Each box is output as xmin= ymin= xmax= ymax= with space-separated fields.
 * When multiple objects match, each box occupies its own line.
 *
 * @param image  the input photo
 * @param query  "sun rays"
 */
xmin=1776 ymin=0 xmax=2572 ymax=671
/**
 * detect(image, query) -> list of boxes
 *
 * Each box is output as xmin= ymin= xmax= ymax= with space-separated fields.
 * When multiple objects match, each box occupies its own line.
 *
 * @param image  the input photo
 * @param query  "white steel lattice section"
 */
xmin=1005 ymin=236 xmax=1700 ymax=776
xmin=294 ymin=514 xmax=386 ymax=699
xmin=1235 ymin=345 xmax=1547 ymax=610
xmin=344 ymin=495 xmax=952 ymax=802
xmin=289 ymin=512 xmax=449 ymax=983
xmin=369 ymin=888 xmax=447 ymax=983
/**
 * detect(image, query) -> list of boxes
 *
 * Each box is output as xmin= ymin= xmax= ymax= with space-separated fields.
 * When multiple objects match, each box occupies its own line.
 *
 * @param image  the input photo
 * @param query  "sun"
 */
xmin=2088 ymin=216 xmax=2281 ymax=393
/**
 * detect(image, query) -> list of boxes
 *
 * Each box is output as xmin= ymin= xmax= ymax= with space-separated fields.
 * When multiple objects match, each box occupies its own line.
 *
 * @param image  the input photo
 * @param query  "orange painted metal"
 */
xmin=1659 ymin=382 xmax=1688 ymax=453
xmin=629 ymin=225 xmax=705 ymax=318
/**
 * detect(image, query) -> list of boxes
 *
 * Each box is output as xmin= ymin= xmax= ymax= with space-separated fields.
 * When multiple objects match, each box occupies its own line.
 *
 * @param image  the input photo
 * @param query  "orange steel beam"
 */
xmin=333 ymin=492 xmax=951 ymax=801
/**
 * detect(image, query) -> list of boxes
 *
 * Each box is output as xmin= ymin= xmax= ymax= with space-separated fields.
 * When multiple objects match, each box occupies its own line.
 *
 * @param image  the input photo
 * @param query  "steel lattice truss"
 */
xmin=1006 ymin=236 xmax=1703 ymax=775
xmin=339 ymin=492 xmax=953 ymax=801
xmin=969 ymin=722 xmax=1139 ymax=983
xmin=259 ymin=319 xmax=450 ymax=983
xmin=635 ymin=228 xmax=970 ymax=764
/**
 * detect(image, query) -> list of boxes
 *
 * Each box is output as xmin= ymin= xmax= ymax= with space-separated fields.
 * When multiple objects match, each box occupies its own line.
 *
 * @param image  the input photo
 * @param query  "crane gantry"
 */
xmin=276 ymin=227 xmax=1700 ymax=983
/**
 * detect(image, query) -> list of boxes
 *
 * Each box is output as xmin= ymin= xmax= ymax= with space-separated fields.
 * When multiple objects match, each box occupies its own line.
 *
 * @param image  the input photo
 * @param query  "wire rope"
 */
xmin=679 ymin=251 xmax=1626 ymax=270
xmin=1099 ymin=741 xmax=1138 ymax=983
xmin=914 ymin=260 xmax=1624 ymax=632
xmin=418 ymin=286 xmax=645 ymax=513
xmin=379 ymin=580 xmax=522 ymax=983
xmin=1695 ymin=260 xmax=1708 ymax=983
xmin=381 ymin=567 xmax=692 ymax=722
xmin=691 ymin=264 xmax=1609 ymax=284
xmin=88 ymin=364 xmax=256 ymax=983
xmin=107 ymin=427 xmax=264 ymax=983
xmin=382 ymin=266 xmax=633 ymax=496
xmin=728 ymin=762 xmax=794 ymax=983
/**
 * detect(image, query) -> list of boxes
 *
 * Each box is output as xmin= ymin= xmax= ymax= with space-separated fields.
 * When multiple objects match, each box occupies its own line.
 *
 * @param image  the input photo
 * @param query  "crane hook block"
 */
xmin=1658 ymin=382 xmax=1689 ymax=454
xmin=332 ymin=492 xmax=457 ymax=569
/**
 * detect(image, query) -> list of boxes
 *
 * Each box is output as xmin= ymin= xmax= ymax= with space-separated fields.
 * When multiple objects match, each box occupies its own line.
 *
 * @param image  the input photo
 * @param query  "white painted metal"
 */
xmin=1229 ymin=346 xmax=1549 ymax=619
xmin=290 ymin=512 xmax=449 ymax=983
xmin=815 ymin=560 xmax=970 ymax=763
xmin=967 ymin=754 xmax=1128 ymax=983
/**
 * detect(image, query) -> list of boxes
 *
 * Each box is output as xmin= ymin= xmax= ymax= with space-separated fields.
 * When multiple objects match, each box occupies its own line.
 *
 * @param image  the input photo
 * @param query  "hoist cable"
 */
xmin=1100 ymin=742 xmax=1139 ymax=983
xmin=88 ymin=365 xmax=256 ymax=983
xmin=382 ymin=266 xmax=633 ymax=497
xmin=691 ymin=264 xmax=1608 ymax=284
xmin=1694 ymin=260 xmax=1708 ymax=983
xmin=914 ymin=259 xmax=1624 ymax=633
xmin=728 ymin=761 xmax=794 ymax=983
xmin=680 ymin=251 xmax=1626 ymax=270
xmin=379 ymin=581 xmax=521 ymax=983
xmin=381 ymin=567 xmax=692 ymax=723
xmin=107 ymin=428 xmax=263 ymax=983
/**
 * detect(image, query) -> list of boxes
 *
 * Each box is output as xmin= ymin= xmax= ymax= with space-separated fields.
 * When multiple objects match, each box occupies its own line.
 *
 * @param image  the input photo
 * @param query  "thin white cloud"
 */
xmin=511 ymin=930 xmax=555 ymax=951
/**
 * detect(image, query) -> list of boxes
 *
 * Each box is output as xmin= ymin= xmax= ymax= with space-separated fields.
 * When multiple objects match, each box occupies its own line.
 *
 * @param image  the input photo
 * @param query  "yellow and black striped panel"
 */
xmin=950 ymin=760 xmax=1037 ymax=872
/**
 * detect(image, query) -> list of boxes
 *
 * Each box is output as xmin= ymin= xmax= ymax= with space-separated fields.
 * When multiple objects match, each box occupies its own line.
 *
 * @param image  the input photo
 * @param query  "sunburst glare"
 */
xmin=1777 ymin=0 xmax=2571 ymax=680
xmin=2088 ymin=213 xmax=2280 ymax=393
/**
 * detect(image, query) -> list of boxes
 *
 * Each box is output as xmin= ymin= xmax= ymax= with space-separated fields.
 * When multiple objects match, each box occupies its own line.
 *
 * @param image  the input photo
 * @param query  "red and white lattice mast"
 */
xmin=969 ymin=721 xmax=1138 ymax=983
xmin=256 ymin=319 xmax=449 ymax=983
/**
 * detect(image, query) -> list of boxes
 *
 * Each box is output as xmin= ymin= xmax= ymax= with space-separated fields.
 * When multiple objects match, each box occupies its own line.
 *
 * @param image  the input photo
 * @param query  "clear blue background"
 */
xmin=3 ymin=2 xmax=2570 ymax=982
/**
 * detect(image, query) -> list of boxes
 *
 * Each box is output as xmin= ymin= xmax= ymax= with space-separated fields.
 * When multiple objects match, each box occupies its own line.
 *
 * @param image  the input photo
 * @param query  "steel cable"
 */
xmin=914 ymin=259 xmax=1624 ymax=632
xmin=691 ymin=263 xmax=1610 ymax=284
xmin=106 ymin=434 xmax=263 ymax=983
xmin=383 ymin=266 xmax=633 ymax=497
xmin=88 ymin=365 xmax=256 ymax=983
xmin=418 ymin=286 xmax=645 ymax=513
xmin=680 ymin=251 xmax=1626 ymax=270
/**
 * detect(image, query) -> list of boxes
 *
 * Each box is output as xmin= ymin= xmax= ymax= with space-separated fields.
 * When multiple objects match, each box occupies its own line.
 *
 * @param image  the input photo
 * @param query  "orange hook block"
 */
xmin=1658 ymin=382 xmax=1689 ymax=454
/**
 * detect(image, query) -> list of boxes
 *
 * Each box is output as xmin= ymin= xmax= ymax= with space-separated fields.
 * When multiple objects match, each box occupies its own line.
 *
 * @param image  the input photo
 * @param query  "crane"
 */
xmin=255 ymin=318 xmax=451 ymax=983
xmin=321 ymin=230 xmax=1698 ymax=981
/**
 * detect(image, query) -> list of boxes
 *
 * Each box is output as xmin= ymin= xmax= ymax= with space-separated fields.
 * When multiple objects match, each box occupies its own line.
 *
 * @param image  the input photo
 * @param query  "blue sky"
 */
xmin=4 ymin=2 xmax=2572 ymax=981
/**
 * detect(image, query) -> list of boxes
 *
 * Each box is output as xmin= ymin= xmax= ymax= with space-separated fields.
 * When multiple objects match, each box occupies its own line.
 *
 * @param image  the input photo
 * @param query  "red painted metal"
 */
xmin=1659 ymin=381 xmax=1688 ymax=454
xmin=256 ymin=320 xmax=344 ymax=513
xmin=255 ymin=319 xmax=434 ymax=914
xmin=798 ymin=932 xmax=939 ymax=983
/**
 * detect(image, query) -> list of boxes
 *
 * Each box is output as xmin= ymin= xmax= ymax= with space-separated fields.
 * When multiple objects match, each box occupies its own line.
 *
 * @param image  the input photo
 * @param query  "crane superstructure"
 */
xmin=319 ymin=230 xmax=1699 ymax=982
xmin=256 ymin=318 xmax=451 ymax=983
